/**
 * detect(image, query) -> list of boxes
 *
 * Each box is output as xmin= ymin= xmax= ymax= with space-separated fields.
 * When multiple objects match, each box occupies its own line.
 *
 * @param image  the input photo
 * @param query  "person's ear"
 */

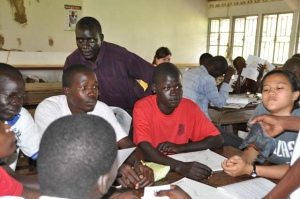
xmin=152 ymin=84 xmax=156 ymax=94
xmin=100 ymin=33 xmax=104 ymax=43
xmin=292 ymin=91 xmax=300 ymax=101
xmin=96 ymin=174 xmax=110 ymax=195
xmin=64 ymin=87 xmax=70 ymax=95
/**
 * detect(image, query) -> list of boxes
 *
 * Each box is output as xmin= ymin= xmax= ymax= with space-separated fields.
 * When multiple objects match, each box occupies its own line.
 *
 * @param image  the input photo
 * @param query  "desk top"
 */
xmin=109 ymin=146 xmax=279 ymax=198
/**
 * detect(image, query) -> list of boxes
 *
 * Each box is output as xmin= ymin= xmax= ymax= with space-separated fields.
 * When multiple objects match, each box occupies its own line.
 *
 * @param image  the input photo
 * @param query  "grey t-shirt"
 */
xmin=247 ymin=103 xmax=300 ymax=165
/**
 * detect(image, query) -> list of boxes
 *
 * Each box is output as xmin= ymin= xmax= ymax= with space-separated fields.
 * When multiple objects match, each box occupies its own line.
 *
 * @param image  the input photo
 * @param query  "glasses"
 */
xmin=0 ymin=93 xmax=25 ymax=100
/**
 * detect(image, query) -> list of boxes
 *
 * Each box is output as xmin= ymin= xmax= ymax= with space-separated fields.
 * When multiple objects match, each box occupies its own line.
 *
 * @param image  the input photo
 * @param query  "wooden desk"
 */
xmin=23 ymin=92 xmax=61 ymax=106
xmin=108 ymin=146 xmax=278 ymax=198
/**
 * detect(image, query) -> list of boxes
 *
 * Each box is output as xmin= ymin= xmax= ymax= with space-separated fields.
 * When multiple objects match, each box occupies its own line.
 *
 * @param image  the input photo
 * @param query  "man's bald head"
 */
xmin=282 ymin=57 xmax=300 ymax=79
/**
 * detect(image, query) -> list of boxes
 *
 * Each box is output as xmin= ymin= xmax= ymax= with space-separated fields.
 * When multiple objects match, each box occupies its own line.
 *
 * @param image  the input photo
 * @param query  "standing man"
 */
xmin=183 ymin=56 xmax=234 ymax=120
xmin=64 ymin=16 xmax=154 ymax=113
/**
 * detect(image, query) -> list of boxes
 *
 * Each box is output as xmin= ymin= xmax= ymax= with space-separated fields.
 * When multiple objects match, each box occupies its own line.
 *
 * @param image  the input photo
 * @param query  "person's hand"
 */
xmin=257 ymin=64 xmax=265 ymax=80
xmin=231 ymin=81 xmax=237 ymax=89
xmin=117 ymin=164 xmax=141 ymax=189
xmin=177 ymin=162 xmax=212 ymax=180
xmin=156 ymin=141 xmax=182 ymax=154
xmin=224 ymin=66 xmax=235 ymax=83
xmin=154 ymin=185 xmax=191 ymax=199
xmin=133 ymin=163 xmax=154 ymax=188
xmin=221 ymin=156 xmax=252 ymax=177
xmin=109 ymin=190 xmax=139 ymax=199
xmin=249 ymin=115 xmax=284 ymax=137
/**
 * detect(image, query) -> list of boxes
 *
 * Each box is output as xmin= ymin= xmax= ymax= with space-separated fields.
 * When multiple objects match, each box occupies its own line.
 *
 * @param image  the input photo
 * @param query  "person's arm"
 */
xmin=249 ymin=64 xmax=264 ymax=94
xmin=127 ymin=53 xmax=155 ymax=95
xmin=205 ymin=67 xmax=234 ymax=108
xmin=264 ymin=158 xmax=300 ymax=199
xmin=250 ymin=115 xmax=300 ymax=137
xmin=221 ymin=155 xmax=289 ymax=179
xmin=21 ymin=187 xmax=40 ymax=199
xmin=139 ymin=141 xmax=212 ymax=180
xmin=117 ymin=137 xmax=154 ymax=189
xmin=232 ymin=75 xmax=242 ymax=94
xmin=2 ymin=165 xmax=40 ymax=190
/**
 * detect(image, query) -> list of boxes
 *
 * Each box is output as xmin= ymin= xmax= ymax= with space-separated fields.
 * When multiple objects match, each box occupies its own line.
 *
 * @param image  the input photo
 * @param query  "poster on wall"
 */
xmin=64 ymin=4 xmax=82 ymax=31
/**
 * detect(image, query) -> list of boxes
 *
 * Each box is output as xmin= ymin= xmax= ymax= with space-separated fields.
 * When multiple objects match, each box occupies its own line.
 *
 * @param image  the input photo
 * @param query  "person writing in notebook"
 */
xmin=35 ymin=64 xmax=154 ymax=189
xmin=133 ymin=63 xmax=223 ymax=181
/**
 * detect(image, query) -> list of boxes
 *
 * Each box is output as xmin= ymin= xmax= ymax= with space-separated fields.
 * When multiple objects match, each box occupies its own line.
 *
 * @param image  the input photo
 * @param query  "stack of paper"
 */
xmin=223 ymin=95 xmax=255 ymax=109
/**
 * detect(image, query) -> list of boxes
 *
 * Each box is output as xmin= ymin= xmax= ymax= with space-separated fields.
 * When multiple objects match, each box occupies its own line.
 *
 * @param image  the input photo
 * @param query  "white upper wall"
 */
xmin=0 ymin=0 xmax=208 ymax=64
xmin=82 ymin=0 xmax=208 ymax=63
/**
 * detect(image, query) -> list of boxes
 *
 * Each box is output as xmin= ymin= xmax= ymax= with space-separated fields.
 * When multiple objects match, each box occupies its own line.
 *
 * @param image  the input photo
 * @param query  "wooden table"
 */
xmin=23 ymin=92 xmax=61 ymax=106
xmin=107 ymin=146 xmax=278 ymax=198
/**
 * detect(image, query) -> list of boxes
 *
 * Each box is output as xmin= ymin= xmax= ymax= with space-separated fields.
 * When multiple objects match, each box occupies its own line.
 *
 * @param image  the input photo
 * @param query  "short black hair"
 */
xmin=209 ymin=56 xmax=228 ymax=70
xmin=292 ymin=53 xmax=300 ymax=59
xmin=152 ymin=47 xmax=172 ymax=64
xmin=63 ymin=64 xmax=95 ymax=87
xmin=153 ymin=62 xmax=181 ymax=84
xmin=76 ymin=16 xmax=102 ymax=33
xmin=199 ymin=53 xmax=213 ymax=65
xmin=0 ymin=63 xmax=24 ymax=82
xmin=260 ymin=70 xmax=300 ymax=109
xmin=282 ymin=57 xmax=300 ymax=71
xmin=38 ymin=114 xmax=117 ymax=199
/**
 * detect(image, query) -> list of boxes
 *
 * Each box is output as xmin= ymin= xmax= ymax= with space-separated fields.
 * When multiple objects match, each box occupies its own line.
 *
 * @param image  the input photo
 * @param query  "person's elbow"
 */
xmin=212 ymin=134 xmax=224 ymax=148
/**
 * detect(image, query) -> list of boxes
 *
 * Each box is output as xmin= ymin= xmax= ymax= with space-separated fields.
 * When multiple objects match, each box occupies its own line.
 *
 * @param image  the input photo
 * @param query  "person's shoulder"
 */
xmin=104 ymin=41 xmax=128 ymax=53
xmin=135 ymin=95 xmax=155 ymax=108
xmin=180 ymin=98 xmax=199 ymax=108
xmin=292 ymin=107 xmax=300 ymax=116
xmin=66 ymin=48 xmax=81 ymax=58
xmin=38 ymin=95 xmax=66 ymax=109
xmin=94 ymin=100 xmax=111 ymax=111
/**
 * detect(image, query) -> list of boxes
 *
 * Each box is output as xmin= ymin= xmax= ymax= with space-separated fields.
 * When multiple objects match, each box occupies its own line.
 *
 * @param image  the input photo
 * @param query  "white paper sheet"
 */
xmin=142 ymin=185 xmax=171 ymax=199
xmin=117 ymin=147 xmax=136 ymax=168
xmin=168 ymin=149 xmax=226 ymax=171
xmin=264 ymin=60 xmax=276 ymax=72
xmin=217 ymin=178 xmax=275 ymax=199
xmin=172 ymin=178 xmax=233 ymax=199
xmin=241 ymin=55 xmax=265 ymax=81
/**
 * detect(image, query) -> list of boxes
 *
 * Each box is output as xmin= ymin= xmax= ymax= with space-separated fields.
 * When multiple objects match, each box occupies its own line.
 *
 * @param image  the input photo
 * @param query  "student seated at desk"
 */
xmin=182 ymin=55 xmax=235 ymax=120
xmin=222 ymin=70 xmax=300 ymax=180
xmin=133 ymin=63 xmax=223 ymax=181
xmin=249 ymin=115 xmax=300 ymax=199
xmin=34 ymin=64 xmax=154 ymax=189
xmin=152 ymin=47 xmax=172 ymax=66
xmin=231 ymin=56 xmax=264 ymax=94
xmin=0 ymin=63 xmax=40 ymax=191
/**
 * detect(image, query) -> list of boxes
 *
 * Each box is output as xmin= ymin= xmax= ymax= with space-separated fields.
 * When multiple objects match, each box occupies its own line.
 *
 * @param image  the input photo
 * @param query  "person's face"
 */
xmin=262 ymin=74 xmax=299 ymax=115
xmin=152 ymin=73 xmax=183 ymax=114
xmin=65 ymin=71 xmax=99 ymax=114
xmin=0 ymin=76 xmax=25 ymax=122
xmin=209 ymin=67 xmax=226 ymax=78
xmin=0 ymin=122 xmax=16 ymax=159
xmin=76 ymin=27 xmax=103 ymax=61
xmin=155 ymin=55 xmax=171 ymax=66
xmin=234 ymin=57 xmax=246 ymax=74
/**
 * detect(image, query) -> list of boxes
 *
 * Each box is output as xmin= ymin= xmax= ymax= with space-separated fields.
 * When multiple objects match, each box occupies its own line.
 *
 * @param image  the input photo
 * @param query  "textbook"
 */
xmin=142 ymin=177 xmax=275 ymax=199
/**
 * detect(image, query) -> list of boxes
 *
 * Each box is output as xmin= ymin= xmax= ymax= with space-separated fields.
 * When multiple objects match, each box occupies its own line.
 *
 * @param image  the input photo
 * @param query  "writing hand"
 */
xmin=154 ymin=185 xmax=191 ymax=199
xmin=156 ymin=141 xmax=181 ymax=154
xmin=117 ymin=164 xmax=141 ymax=189
xmin=221 ymin=155 xmax=252 ymax=177
xmin=178 ymin=162 xmax=212 ymax=180
xmin=133 ymin=163 xmax=154 ymax=189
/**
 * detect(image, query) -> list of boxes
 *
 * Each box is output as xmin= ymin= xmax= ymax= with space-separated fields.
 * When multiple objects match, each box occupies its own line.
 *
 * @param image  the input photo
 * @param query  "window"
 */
xmin=259 ymin=13 xmax=293 ymax=64
xmin=231 ymin=16 xmax=258 ymax=60
xmin=208 ymin=18 xmax=230 ymax=57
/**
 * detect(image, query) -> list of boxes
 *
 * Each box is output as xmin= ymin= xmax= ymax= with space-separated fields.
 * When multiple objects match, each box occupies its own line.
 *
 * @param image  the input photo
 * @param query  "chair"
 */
xmin=110 ymin=106 xmax=132 ymax=135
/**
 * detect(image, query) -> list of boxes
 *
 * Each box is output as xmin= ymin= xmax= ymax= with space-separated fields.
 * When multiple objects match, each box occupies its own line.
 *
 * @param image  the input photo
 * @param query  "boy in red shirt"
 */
xmin=133 ymin=62 xmax=223 ymax=181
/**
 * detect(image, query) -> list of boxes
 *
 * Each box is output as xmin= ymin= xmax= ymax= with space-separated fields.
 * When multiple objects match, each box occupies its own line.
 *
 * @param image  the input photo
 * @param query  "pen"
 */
xmin=117 ymin=174 xmax=122 ymax=178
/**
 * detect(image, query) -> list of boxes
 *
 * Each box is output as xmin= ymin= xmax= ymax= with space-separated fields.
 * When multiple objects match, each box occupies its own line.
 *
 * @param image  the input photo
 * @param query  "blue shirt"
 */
xmin=182 ymin=65 xmax=230 ymax=120
xmin=64 ymin=41 xmax=154 ymax=110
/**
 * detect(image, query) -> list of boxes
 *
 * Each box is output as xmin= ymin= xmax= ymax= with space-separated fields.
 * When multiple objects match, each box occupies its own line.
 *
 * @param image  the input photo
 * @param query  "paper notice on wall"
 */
xmin=64 ymin=5 xmax=82 ymax=31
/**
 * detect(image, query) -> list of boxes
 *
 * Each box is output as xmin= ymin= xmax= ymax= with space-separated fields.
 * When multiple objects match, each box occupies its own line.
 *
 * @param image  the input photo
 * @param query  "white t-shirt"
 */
xmin=34 ymin=95 xmax=127 ymax=142
xmin=5 ymin=107 xmax=40 ymax=170
xmin=289 ymin=131 xmax=300 ymax=199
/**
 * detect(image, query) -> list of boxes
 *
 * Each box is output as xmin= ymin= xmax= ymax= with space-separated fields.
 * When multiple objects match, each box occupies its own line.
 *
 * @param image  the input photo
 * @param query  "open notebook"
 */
xmin=142 ymin=177 xmax=275 ymax=199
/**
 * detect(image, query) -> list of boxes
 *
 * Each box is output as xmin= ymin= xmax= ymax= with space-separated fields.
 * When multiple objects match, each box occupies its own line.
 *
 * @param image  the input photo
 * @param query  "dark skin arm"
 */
xmin=21 ymin=187 xmax=40 ymax=199
xmin=139 ymin=136 xmax=223 ymax=181
xmin=250 ymin=64 xmax=264 ymax=94
xmin=2 ymin=165 xmax=40 ymax=190
xmin=263 ymin=158 xmax=300 ymax=199
xmin=117 ymin=137 xmax=154 ymax=189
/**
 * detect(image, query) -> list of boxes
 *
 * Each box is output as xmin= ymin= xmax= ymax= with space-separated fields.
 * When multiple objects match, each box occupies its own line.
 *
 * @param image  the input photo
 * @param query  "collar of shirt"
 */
xmin=80 ymin=41 xmax=106 ymax=70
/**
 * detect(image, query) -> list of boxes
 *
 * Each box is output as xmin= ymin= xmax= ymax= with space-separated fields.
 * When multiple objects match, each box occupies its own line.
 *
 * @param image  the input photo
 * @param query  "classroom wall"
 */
xmin=0 ymin=0 xmax=81 ymax=52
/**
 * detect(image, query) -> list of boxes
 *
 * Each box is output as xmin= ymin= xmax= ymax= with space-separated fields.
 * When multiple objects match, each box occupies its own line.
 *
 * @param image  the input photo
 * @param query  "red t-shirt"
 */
xmin=133 ymin=95 xmax=220 ymax=148
xmin=0 ymin=167 xmax=23 ymax=196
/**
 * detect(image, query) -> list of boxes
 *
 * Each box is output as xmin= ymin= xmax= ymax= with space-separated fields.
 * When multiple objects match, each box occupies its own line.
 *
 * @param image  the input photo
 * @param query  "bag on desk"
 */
xmin=144 ymin=162 xmax=170 ymax=182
